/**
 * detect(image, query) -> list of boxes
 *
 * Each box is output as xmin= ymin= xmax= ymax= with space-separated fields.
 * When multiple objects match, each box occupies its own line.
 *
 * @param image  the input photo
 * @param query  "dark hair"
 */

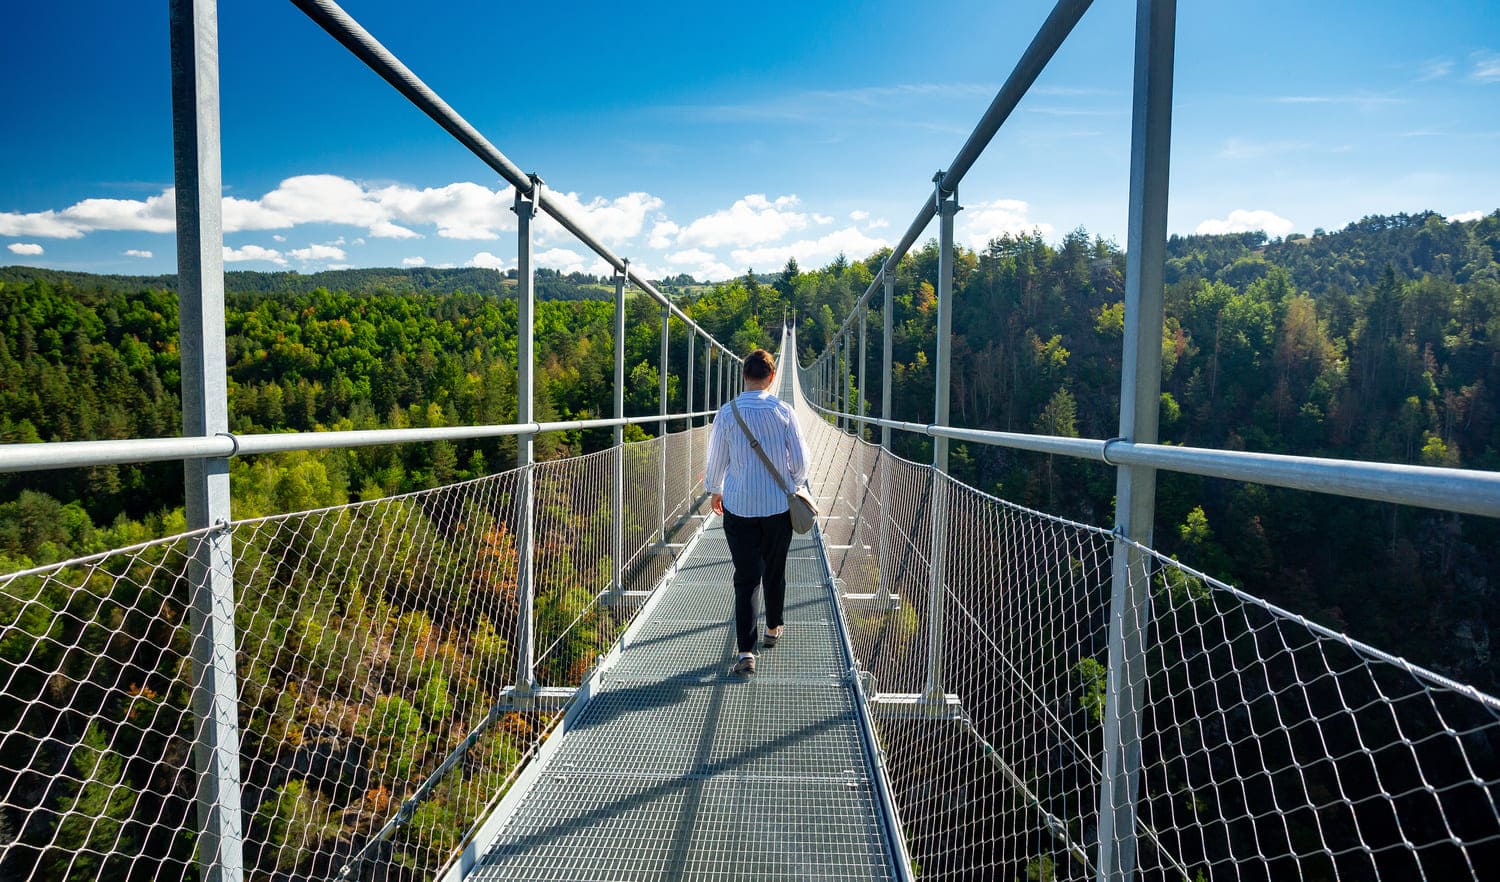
xmin=743 ymin=349 xmax=775 ymax=380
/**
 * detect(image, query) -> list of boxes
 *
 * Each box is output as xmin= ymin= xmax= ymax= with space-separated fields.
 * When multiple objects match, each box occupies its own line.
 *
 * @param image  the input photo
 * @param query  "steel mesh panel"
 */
xmin=791 ymin=360 xmax=1500 ymax=882
xmin=0 ymin=426 xmax=715 ymax=881
xmin=13 ymin=342 xmax=1500 ymax=882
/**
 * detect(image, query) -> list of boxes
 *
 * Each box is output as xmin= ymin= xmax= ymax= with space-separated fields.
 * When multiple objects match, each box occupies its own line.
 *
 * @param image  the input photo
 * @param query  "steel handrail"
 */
xmin=808 ymin=401 xmax=1500 ymax=519
xmin=289 ymin=0 xmax=738 ymax=361
xmin=808 ymin=0 xmax=1094 ymax=346
xmin=0 ymin=409 xmax=721 ymax=474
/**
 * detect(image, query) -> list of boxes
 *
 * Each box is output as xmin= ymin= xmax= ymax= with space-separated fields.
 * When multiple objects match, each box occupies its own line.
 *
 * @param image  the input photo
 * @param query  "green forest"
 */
xmin=3 ymin=210 xmax=1498 ymax=686
xmin=2 ymin=208 xmax=1498 ymax=878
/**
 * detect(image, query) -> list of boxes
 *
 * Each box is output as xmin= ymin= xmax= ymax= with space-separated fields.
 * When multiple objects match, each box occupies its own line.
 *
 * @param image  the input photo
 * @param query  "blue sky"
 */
xmin=2 ymin=1 xmax=1497 ymax=280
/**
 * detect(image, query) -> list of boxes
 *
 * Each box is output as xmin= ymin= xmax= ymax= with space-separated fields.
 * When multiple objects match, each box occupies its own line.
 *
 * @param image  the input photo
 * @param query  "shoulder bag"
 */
xmin=729 ymin=399 xmax=818 ymax=534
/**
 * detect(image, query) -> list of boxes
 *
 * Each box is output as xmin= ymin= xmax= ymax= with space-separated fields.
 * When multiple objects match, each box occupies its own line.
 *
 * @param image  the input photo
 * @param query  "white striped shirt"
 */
xmin=704 ymin=390 xmax=810 ymax=518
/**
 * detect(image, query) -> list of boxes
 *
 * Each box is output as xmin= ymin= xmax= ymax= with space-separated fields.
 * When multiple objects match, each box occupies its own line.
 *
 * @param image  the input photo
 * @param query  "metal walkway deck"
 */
xmin=459 ymin=520 xmax=902 ymax=881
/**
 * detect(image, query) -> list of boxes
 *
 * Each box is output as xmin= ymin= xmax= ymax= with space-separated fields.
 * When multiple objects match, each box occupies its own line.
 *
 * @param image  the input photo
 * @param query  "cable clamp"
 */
xmin=1101 ymin=436 xmax=1126 ymax=466
xmin=528 ymin=173 xmax=544 ymax=217
xmin=215 ymin=431 xmax=240 ymax=457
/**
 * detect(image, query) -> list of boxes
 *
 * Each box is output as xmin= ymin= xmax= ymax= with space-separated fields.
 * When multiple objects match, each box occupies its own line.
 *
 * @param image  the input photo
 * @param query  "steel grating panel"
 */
xmin=470 ymin=773 xmax=891 ymax=882
xmin=613 ymin=617 xmax=844 ymax=680
xmin=650 ymin=586 xmax=834 ymax=623
xmin=547 ymin=682 xmax=867 ymax=780
xmin=670 ymin=556 xmax=828 ymax=591
xmin=468 ymin=522 xmax=898 ymax=881
xmin=685 ymin=534 xmax=823 ymax=561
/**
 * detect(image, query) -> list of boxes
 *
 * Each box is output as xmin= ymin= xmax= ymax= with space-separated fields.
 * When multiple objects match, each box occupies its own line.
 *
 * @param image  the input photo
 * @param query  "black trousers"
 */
xmin=721 ymin=508 xmax=793 ymax=654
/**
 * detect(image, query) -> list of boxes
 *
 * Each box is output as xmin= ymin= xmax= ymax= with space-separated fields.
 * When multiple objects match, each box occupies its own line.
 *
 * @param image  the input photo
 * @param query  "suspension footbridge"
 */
xmin=3 ymin=1 xmax=1500 ymax=881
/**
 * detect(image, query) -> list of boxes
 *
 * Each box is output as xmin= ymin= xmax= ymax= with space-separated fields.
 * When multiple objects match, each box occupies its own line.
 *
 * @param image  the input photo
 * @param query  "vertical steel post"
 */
xmin=512 ymin=176 xmax=541 ymax=695
xmin=822 ymin=356 xmax=829 ymax=413
xmin=834 ymin=332 xmax=843 ymax=431
xmin=882 ymin=270 xmax=894 ymax=450
xmin=702 ymin=337 xmax=712 ymax=491
xmin=611 ymin=262 xmax=627 ymax=601
xmin=685 ymin=331 xmax=695 ymax=509
xmin=170 ymin=3 xmax=243 ymax=878
xmin=858 ymin=307 xmax=868 ymax=438
xmin=1098 ymin=2 xmax=1175 ymax=880
xmin=924 ymin=173 xmax=959 ymax=706
xmin=836 ymin=330 xmax=844 ymax=430
xmin=878 ymin=269 xmax=895 ymax=603
xmin=834 ymin=336 xmax=846 ymax=429
xmin=844 ymin=329 xmax=854 ymax=434
xmin=659 ymin=306 xmax=669 ymax=541
xmin=704 ymin=339 xmax=713 ymax=414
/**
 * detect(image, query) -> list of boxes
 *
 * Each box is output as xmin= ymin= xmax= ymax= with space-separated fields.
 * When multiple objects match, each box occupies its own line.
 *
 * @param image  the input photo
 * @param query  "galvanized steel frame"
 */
xmin=795 ymin=0 xmax=1498 ymax=878
xmin=0 ymin=4 xmax=752 ymax=879
xmin=170 ymin=2 xmax=243 ymax=879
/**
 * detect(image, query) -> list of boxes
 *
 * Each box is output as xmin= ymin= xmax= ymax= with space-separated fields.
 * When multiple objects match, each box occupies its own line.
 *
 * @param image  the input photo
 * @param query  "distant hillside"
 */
xmin=0 ymin=265 xmax=623 ymax=301
xmin=1166 ymin=209 xmax=1500 ymax=294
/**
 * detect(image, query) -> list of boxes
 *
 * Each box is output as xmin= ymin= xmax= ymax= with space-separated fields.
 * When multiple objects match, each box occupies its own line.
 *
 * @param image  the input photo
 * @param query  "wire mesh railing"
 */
xmin=0 ymin=427 xmax=710 ymax=882
xmin=796 ymin=380 xmax=1500 ymax=881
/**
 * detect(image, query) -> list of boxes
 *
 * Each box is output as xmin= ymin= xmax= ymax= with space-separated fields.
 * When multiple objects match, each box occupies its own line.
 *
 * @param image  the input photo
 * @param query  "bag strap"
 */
xmin=730 ymin=398 xmax=794 ymax=496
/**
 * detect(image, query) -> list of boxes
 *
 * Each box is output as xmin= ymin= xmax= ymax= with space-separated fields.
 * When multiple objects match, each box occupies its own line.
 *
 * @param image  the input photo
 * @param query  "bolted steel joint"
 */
xmin=512 ymin=173 xmax=544 ymax=218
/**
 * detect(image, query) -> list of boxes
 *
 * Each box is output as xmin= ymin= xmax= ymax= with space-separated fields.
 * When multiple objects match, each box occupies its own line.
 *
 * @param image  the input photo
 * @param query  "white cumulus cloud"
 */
xmin=675 ymin=194 xmax=808 ymax=249
xmin=1195 ymin=209 xmax=1295 ymax=239
xmin=535 ymin=247 xmax=588 ymax=272
xmin=288 ymin=244 xmax=347 ymax=262
xmin=0 ymin=176 xmax=677 ymax=252
xmin=960 ymin=199 xmax=1055 ymax=249
xmin=402 ymin=256 xmax=427 ymax=267
xmin=223 ymin=244 xmax=286 ymax=265
xmin=663 ymin=248 xmax=735 ymax=282
xmin=1 ymin=190 xmax=176 ymax=238
xmin=124 ymin=249 xmax=153 ymax=258
xmin=730 ymin=226 xmax=889 ymax=271
xmin=849 ymin=210 xmax=869 ymax=221
xmin=372 ymin=180 xmax=508 ymax=239
xmin=648 ymin=219 xmax=681 ymax=249
xmin=1449 ymin=210 xmax=1485 ymax=223
xmin=536 ymin=190 xmax=663 ymax=246
xmin=253 ymin=175 xmax=420 ymax=239
xmin=466 ymin=251 xmax=512 ymax=271
xmin=8 ymin=242 xmax=44 ymax=255
xmin=0 ymin=211 xmax=84 ymax=238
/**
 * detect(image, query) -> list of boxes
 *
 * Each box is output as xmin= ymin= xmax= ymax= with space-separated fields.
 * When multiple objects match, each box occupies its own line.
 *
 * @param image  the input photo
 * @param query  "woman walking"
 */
xmin=704 ymin=348 xmax=811 ymax=675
